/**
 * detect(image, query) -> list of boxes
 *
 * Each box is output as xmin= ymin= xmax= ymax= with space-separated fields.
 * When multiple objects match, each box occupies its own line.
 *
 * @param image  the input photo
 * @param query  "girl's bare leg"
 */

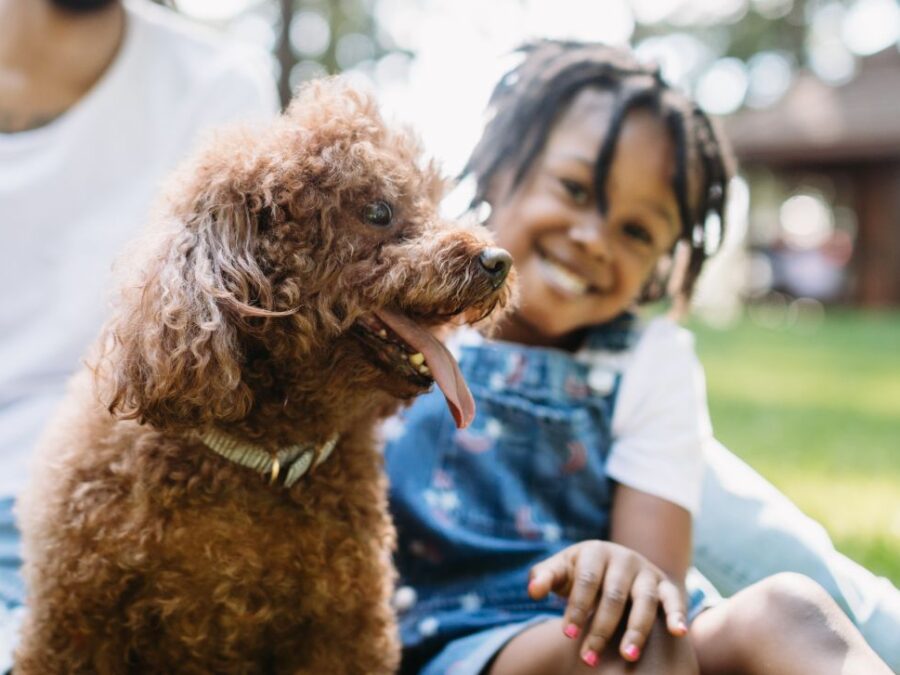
xmin=489 ymin=616 xmax=698 ymax=675
xmin=690 ymin=573 xmax=892 ymax=675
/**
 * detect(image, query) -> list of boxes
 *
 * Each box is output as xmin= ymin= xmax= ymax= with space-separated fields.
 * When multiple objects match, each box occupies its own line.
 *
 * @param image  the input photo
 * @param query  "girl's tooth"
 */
xmin=541 ymin=256 xmax=588 ymax=295
xmin=378 ymin=329 xmax=388 ymax=338
xmin=409 ymin=352 xmax=425 ymax=366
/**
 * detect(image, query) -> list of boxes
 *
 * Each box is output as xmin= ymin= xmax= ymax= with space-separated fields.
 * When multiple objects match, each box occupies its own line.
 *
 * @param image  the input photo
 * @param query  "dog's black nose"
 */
xmin=478 ymin=248 xmax=513 ymax=288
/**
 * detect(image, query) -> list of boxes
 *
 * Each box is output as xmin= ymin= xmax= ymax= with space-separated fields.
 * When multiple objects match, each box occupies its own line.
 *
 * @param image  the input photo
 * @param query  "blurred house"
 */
xmin=724 ymin=49 xmax=900 ymax=308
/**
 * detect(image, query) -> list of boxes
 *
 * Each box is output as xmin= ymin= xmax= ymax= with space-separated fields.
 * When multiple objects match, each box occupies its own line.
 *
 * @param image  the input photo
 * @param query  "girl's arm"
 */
xmin=609 ymin=484 xmax=693 ymax=654
xmin=611 ymin=483 xmax=692 ymax=584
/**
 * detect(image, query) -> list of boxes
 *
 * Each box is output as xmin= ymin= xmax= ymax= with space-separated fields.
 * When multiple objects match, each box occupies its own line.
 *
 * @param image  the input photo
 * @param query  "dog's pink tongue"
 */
xmin=374 ymin=309 xmax=475 ymax=429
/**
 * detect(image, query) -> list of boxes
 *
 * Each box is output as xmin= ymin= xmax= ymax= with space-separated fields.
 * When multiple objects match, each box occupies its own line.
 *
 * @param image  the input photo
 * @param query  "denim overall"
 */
xmin=385 ymin=315 xmax=710 ymax=674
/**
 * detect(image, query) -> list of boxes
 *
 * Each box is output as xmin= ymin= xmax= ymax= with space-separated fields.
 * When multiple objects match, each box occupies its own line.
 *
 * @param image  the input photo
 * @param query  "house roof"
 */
xmin=723 ymin=48 xmax=900 ymax=164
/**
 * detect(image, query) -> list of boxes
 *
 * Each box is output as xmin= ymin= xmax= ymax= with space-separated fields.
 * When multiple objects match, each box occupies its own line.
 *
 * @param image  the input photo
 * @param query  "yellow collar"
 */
xmin=197 ymin=429 xmax=339 ymax=488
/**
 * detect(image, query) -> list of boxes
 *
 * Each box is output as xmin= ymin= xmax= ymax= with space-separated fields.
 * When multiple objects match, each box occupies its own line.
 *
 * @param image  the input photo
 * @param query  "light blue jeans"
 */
xmin=694 ymin=441 xmax=900 ymax=671
xmin=0 ymin=498 xmax=25 ymax=674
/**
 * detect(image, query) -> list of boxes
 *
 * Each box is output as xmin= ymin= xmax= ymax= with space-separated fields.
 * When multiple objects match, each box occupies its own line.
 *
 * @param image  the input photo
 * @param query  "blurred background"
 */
xmin=155 ymin=0 xmax=900 ymax=583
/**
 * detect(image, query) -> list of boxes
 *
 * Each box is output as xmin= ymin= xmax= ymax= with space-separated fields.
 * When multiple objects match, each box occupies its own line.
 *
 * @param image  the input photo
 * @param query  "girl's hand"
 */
xmin=527 ymin=540 xmax=688 ymax=665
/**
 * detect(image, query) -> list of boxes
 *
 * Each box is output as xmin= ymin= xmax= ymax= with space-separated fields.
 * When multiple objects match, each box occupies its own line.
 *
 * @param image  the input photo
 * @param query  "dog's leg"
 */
xmin=15 ymin=536 xmax=147 ymax=674
xmin=284 ymin=605 xmax=400 ymax=675
xmin=15 ymin=596 xmax=133 ymax=675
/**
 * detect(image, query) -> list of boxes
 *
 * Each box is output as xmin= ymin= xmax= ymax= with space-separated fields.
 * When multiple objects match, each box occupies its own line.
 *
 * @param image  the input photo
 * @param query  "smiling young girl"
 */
xmin=384 ymin=41 xmax=891 ymax=674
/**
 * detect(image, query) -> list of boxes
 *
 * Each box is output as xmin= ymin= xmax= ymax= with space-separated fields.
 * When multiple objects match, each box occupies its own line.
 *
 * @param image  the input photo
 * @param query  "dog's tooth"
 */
xmin=418 ymin=365 xmax=431 ymax=376
xmin=409 ymin=352 xmax=425 ymax=366
xmin=378 ymin=329 xmax=388 ymax=338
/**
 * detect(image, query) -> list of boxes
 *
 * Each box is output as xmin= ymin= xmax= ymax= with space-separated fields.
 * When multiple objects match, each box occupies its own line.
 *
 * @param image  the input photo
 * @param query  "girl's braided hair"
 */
xmin=463 ymin=39 xmax=734 ymax=305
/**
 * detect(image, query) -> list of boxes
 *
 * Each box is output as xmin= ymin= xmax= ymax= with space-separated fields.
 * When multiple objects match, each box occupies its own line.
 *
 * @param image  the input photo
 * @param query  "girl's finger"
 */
xmin=618 ymin=570 xmax=661 ymax=662
xmin=561 ymin=542 xmax=608 ymax=641
xmin=658 ymin=579 xmax=689 ymax=636
xmin=528 ymin=552 xmax=572 ymax=600
xmin=578 ymin=559 xmax=637 ymax=665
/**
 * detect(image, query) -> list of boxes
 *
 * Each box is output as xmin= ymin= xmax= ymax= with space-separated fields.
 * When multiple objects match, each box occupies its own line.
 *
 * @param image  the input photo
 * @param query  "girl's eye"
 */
xmin=560 ymin=178 xmax=589 ymax=206
xmin=623 ymin=221 xmax=654 ymax=245
xmin=363 ymin=200 xmax=393 ymax=227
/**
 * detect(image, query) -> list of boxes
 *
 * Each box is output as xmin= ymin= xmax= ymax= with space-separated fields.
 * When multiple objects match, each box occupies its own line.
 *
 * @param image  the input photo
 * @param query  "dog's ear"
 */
xmin=96 ymin=184 xmax=289 ymax=429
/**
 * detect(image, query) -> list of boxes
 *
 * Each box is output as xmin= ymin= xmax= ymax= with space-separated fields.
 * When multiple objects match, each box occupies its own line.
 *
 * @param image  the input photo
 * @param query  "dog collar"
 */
xmin=197 ymin=429 xmax=339 ymax=488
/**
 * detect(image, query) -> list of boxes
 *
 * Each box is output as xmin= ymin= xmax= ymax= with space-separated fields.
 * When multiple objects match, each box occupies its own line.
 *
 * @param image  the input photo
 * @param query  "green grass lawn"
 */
xmin=690 ymin=309 xmax=900 ymax=586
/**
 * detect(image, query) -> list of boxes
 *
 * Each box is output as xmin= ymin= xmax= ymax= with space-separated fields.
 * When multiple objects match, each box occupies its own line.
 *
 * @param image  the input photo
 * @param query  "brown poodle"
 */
xmin=15 ymin=79 xmax=514 ymax=675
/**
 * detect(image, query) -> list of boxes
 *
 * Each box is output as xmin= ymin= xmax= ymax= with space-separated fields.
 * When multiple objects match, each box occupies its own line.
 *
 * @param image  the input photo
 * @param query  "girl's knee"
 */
xmin=754 ymin=572 xmax=841 ymax=625
xmin=732 ymin=573 xmax=849 ymax=652
xmin=688 ymin=574 xmax=850 ymax=673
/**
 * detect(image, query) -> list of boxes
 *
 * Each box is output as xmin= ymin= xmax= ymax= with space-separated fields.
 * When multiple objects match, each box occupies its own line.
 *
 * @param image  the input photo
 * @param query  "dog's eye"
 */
xmin=363 ymin=200 xmax=393 ymax=227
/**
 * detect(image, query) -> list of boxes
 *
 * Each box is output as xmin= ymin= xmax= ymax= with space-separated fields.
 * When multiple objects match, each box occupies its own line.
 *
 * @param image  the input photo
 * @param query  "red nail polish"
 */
xmin=582 ymin=650 xmax=599 ymax=667
xmin=624 ymin=644 xmax=640 ymax=661
xmin=564 ymin=623 xmax=580 ymax=639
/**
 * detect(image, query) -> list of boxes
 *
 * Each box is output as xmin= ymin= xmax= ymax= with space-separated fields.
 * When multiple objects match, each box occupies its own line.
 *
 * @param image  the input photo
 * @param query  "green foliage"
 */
xmin=691 ymin=310 xmax=900 ymax=586
xmin=632 ymin=0 xmax=835 ymax=67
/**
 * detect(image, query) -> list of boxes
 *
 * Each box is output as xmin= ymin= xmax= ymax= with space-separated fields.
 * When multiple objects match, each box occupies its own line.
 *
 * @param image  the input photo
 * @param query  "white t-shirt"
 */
xmin=578 ymin=317 xmax=712 ymax=515
xmin=0 ymin=0 xmax=280 ymax=499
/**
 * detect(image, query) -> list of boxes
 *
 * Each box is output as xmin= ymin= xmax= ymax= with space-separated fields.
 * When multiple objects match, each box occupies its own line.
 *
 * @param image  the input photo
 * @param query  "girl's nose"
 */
xmin=569 ymin=213 xmax=611 ymax=259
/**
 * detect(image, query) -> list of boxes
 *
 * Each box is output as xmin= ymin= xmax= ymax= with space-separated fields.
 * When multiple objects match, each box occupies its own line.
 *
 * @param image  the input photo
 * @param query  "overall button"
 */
xmin=393 ymin=585 xmax=418 ymax=613
xmin=587 ymin=367 xmax=615 ymax=395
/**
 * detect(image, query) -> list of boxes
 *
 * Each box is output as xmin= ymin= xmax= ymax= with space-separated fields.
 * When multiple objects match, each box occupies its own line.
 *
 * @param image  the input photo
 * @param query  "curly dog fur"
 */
xmin=15 ymin=80 xmax=513 ymax=675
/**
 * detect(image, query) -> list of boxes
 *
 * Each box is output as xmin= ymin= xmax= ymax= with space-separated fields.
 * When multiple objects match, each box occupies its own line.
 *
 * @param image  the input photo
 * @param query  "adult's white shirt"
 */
xmin=0 ymin=0 xmax=280 ymax=499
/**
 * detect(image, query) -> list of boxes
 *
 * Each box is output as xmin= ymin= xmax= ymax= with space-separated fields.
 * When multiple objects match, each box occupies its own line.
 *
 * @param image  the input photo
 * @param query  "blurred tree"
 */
xmin=274 ymin=0 xmax=402 ymax=106
xmin=632 ymin=1 xmax=810 ymax=62
xmin=153 ymin=0 xmax=405 ymax=107
xmin=631 ymin=0 xmax=900 ymax=98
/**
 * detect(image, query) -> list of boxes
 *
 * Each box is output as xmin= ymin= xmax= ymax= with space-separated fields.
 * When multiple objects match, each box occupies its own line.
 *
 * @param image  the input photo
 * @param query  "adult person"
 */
xmin=0 ymin=0 xmax=279 ymax=667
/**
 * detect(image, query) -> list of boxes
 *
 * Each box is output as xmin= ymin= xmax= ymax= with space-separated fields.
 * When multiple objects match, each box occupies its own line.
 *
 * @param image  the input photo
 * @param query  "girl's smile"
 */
xmin=534 ymin=234 xmax=610 ymax=296
xmin=488 ymin=88 xmax=681 ymax=348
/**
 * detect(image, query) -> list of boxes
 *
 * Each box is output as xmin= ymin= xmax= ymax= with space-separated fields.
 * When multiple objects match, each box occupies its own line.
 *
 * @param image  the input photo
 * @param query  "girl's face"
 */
xmin=489 ymin=88 xmax=681 ymax=348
